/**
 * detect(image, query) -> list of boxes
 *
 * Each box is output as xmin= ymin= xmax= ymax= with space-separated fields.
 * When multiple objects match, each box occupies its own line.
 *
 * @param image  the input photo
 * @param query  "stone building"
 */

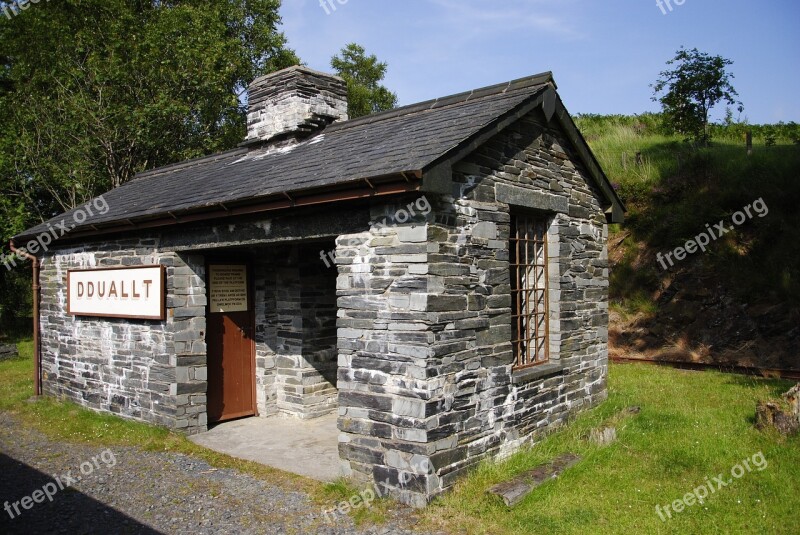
xmin=13 ymin=65 xmax=624 ymax=506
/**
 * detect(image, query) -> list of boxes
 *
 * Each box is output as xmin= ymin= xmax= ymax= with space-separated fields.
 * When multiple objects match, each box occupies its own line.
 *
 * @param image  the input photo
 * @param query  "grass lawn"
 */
xmin=2 ymin=340 xmax=798 ymax=534
xmin=419 ymin=364 xmax=799 ymax=534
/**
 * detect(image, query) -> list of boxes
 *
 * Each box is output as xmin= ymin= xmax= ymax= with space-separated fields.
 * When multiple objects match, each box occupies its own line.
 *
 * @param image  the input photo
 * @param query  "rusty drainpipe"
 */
xmin=9 ymin=239 xmax=41 ymax=396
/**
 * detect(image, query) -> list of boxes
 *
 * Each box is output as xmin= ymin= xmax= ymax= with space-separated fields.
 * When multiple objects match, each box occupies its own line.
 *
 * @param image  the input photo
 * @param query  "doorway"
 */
xmin=206 ymin=263 xmax=256 ymax=423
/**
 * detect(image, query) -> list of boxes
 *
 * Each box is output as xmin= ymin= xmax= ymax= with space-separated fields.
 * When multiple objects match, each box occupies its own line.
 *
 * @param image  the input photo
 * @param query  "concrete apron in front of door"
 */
xmin=188 ymin=412 xmax=341 ymax=481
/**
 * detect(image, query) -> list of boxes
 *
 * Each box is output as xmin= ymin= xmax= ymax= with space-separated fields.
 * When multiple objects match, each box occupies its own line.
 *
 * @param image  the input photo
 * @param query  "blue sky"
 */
xmin=279 ymin=0 xmax=799 ymax=124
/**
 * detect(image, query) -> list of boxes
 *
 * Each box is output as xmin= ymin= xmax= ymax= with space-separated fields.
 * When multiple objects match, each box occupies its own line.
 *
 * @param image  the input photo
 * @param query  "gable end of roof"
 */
xmin=420 ymin=85 xmax=625 ymax=223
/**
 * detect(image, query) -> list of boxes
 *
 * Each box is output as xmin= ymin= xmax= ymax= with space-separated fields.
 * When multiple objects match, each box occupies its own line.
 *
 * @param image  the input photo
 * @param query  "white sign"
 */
xmin=209 ymin=265 xmax=249 ymax=313
xmin=68 ymin=266 xmax=165 ymax=320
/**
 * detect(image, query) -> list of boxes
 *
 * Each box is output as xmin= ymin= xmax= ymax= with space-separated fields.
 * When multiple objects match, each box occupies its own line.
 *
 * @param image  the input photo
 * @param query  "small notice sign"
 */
xmin=209 ymin=265 xmax=248 ymax=313
xmin=68 ymin=266 xmax=165 ymax=320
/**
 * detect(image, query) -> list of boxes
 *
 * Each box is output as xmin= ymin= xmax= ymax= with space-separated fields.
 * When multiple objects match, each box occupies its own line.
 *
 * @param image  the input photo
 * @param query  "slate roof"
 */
xmin=15 ymin=72 xmax=621 ymax=243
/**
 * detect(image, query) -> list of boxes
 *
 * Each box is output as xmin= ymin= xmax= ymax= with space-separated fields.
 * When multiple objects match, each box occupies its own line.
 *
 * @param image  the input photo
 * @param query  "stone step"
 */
xmin=488 ymin=453 xmax=582 ymax=507
xmin=0 ymin=344 xmax=19 ymax=361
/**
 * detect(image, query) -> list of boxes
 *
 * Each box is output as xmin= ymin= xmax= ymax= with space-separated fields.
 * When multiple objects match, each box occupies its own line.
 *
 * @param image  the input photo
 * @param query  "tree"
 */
xmin=0 ymin=0 xmax=297 ymax=216
xmin=651 ymin=47 xmax=743 ymax=145
xmin=331 ymin=43 xmax=397 ymax=119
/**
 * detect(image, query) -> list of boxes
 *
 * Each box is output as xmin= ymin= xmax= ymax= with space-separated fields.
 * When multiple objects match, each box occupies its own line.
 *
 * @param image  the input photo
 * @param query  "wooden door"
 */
xmin=206 ymin=263 xmax=256 ymax=423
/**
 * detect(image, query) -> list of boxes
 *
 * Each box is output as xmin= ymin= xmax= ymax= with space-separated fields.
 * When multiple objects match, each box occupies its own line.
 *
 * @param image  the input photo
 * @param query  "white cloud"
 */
xmin=427 ymin=0 xmax=584 ymax=40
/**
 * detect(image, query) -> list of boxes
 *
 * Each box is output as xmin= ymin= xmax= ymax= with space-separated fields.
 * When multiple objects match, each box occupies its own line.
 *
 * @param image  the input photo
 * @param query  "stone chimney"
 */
xmin=244 ymin=65 xmax=349 ymax=145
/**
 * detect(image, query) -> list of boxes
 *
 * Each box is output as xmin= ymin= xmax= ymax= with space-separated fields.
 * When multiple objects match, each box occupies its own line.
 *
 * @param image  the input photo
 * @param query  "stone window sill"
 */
xmin=511 ymin=361 xmax=565 ymax=385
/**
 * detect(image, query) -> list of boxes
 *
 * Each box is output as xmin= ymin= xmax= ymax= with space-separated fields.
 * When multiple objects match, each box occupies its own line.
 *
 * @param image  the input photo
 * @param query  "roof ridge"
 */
xmin=130 ymin=72 xmax=554 ymax=181
xmin=327 ymin=71 xmax=555 ymax=132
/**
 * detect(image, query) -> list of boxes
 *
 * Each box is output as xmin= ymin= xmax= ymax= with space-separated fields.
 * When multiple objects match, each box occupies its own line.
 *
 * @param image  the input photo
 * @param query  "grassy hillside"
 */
xmin=575 ymin=114 xmax=800 ymax=370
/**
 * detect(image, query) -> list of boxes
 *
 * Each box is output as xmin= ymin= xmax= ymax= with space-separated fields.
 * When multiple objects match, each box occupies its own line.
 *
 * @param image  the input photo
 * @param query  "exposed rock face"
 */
xmin=608 ymin=242 xmax=800 ymax=372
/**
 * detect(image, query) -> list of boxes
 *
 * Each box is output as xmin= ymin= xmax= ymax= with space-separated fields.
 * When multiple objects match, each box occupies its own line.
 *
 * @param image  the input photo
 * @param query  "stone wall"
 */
xmin=254 ymin=254 xmax=279 ymax=417
xmin=335 ymin=109 xmax=609 ymax=506
xmin=425 ymin=108 xmax=609 ymax=493
xmin=37 ymin=207 xmax=363 ymax=432
xmin=335 ymin=197 xmax=436 ymax=507
xmin=40 ymin=235 xmax=342 ymax=432
xmin=38 ymin=237 xmax=209 ymax=433
xmin=254 ymin=244 xmax=339 ymax=420
xmin=298 ymin=244 xmax=339 ymax=416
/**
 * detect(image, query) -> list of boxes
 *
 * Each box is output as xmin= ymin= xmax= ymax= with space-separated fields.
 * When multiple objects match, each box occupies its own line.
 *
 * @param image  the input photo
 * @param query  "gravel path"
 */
xmin=0 ymin=413 xmax=437 ymax=535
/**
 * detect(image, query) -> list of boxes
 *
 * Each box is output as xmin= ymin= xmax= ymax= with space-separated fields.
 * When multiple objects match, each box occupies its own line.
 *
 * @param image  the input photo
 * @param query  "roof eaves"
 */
xmin=13 ymin=171 xmax=425 ymax=244
xmin=551 ymin=97 xmax=626 ymax=222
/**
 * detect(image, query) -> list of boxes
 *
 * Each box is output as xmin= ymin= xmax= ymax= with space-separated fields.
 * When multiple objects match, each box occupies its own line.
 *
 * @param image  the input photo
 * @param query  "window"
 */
xmin=509 ymin=213 xmax=549 ymax=369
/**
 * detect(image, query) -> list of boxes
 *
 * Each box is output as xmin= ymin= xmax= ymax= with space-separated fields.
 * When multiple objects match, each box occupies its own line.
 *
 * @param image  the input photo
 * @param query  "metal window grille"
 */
xmin=510 ymin=214 xmax=549 ymax=369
